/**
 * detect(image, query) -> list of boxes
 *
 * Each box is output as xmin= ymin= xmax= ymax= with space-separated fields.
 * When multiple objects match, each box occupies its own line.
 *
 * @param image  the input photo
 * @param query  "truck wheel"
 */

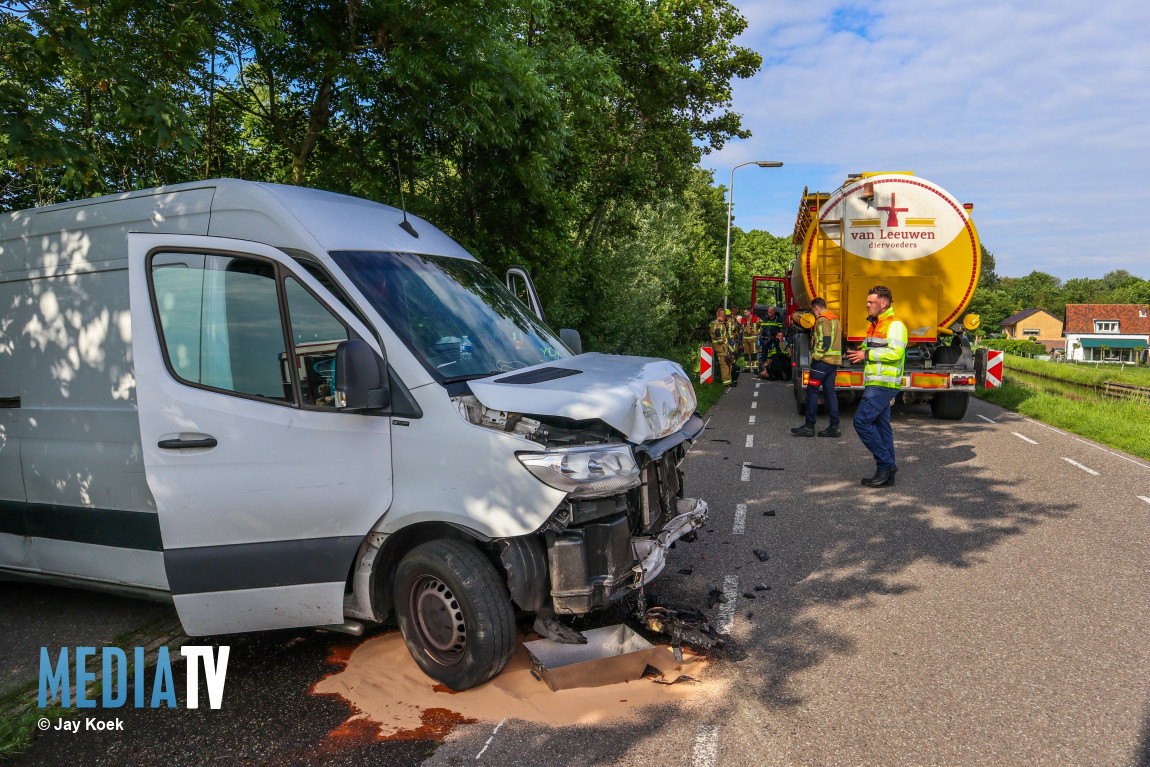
xmin=394 ymin=539 xmax=516 ymax=691
xmin=793 ymin=369 xmax=807 ymax=415
xmin=930 ymin=392 xmax=970 ymax=420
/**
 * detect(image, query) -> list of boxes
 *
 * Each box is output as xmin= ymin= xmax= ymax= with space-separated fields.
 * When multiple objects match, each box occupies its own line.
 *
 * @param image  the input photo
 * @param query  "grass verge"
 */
xmin=1003 ymin=355 xmax=1150 ymax=387
xmin=975 ymin=383 xmax=1150 ymax=461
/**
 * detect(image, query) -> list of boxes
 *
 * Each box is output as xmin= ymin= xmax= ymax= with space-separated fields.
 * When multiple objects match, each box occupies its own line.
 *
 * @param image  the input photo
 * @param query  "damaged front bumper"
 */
xmin=631 ymin=497 xmax=708 ymax=587
xmin=541 ymin=415 xmax=708 ymax=615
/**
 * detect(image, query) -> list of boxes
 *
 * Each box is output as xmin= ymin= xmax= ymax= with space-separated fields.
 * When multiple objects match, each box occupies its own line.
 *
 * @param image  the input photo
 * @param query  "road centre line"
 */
xmin=717 ymin=576 xmax=739 ymax=633
xmin=753 ymin=390 xmax=759 ymax=397
xmin=1062 ymin=457 xmax=1100 ymax=476
xmin=692 ymin=725 xmax=721 ymax=767
xmin=1138 ymin=496 xmax=1150 ymax=505
xmin=745 ymin=434 xmax=754 ymax=448
xmin=1012 ymin=432 xmax=1039 ymax=445
xmin=733 ymin=503 xmax=747 ymax=534
xmin=976 ymin=414 xmax=996 ymax=424
xmin=740 ymin=464 xmax=751 ymax=482
xmin=475 ymin=718 xmax=506 ymax=759
xmin=751 ymin=401 xmax=758 ymax=409
xmin=748 ymin=416 xmax=756 ymax=424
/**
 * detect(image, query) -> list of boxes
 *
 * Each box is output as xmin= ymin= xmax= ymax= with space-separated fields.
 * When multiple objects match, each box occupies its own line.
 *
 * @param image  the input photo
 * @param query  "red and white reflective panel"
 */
xmin=985 ymin=350 xmax=1004 ymax=389
xmin=700 ymin=346 xmax=713 ymax=384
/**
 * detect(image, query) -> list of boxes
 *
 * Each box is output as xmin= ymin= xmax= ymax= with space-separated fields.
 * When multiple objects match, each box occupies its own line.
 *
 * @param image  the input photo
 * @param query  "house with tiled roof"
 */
xmin=1064 ymin=304 xmax=1150 ymax=363
xmin=999 ymin=308 xmax=1064 ymax=351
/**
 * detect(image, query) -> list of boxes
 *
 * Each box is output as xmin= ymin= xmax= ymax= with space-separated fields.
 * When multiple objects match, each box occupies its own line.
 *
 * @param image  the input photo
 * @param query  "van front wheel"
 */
xmin=394 ymin=539 xmax=516 ymax=690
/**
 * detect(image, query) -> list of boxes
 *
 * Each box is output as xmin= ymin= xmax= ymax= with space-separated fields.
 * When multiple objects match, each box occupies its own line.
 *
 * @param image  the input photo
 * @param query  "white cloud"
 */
xmin=705 ymin=0 xmax=1150 ymax=278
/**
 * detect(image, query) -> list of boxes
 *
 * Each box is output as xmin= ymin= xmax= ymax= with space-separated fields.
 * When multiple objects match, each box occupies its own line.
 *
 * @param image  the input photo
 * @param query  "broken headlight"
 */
xmin=517 ymin=445 xmax=641 ymax=498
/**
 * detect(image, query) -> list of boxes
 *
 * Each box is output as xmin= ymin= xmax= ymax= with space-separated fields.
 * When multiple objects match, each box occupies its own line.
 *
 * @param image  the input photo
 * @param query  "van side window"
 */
xmin=284 ymin=277 xmax=349 ymax=407
xmin=151 ymin=253 xmax=294 ymax=403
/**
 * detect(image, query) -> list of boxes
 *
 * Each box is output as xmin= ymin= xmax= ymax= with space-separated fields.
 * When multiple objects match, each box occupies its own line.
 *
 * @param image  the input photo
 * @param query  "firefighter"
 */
xmin=741 ymin=309 xmax=759 ymax=371
xmin=791 ymin=297 xmax=842 ymax=437
xmin=845 ymin=285 xmax=907 ymax=487
xmin=710 ymin=307 xmax=735 ymax=386
xmin=728 ymin=306 xmax=742 ymax=366
xmin=758 ymin=306 xmax=784 ymax=371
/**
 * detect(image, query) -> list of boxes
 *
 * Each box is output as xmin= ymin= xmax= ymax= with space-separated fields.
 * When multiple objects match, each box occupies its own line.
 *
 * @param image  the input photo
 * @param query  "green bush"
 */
xmin=978 ymin=338 xmax=1049 ymax=356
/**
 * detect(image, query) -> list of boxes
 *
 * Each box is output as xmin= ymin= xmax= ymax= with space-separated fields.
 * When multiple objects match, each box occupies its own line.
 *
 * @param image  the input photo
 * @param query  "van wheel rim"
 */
xmin=411 ymin=575 xmax=467 ymax=662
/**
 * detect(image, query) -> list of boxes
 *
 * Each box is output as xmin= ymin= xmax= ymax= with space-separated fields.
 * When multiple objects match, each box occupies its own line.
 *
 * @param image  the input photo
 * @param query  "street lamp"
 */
xmin=724 ymin=160 xmax=783 ymax=309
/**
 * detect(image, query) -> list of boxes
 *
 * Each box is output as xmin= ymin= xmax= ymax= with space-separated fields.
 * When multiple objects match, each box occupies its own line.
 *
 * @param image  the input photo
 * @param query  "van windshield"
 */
xmin=329 ymin=250 xmax=570 ymax=381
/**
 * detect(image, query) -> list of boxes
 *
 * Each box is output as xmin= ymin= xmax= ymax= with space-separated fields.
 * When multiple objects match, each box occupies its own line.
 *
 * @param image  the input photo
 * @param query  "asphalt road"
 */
xmin=6 ymin=373 xmax=1150 ymax=766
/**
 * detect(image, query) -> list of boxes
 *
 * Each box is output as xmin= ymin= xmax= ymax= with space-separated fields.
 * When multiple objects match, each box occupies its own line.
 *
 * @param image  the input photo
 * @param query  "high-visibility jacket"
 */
xmin=710 ymin=318 xmax=732 ymax=353
xmin=760 ymin=314 xmax=784 ymax=340
xmin=863 ymin=306 xmax=907 ymax=388
xmin=744 ymin=316 xmax=761 ymax=337
xmin=811 ymin=311 xmax=843 ymax=366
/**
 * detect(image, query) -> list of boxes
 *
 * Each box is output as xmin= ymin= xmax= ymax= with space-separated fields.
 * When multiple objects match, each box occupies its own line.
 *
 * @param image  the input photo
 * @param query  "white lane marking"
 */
xmin=693 ymin=724 xmax=721 ymax=767
xmin=745 ymin=434 xmax=754 ymax=448
xmin=1062 ymin=457 xmax=1100 ymax=476
xmin=976 ymin=414 xmax=996 ymax=424
xmin=748 ymin=415 xmax=756 ymax=424
xmin=733 ymin=503 xmax=747 ymax=534
xmin=717 ymin=576 xmax=739 ymax=633
xmin=753 ymin=390 xmax=759 ymax=398
xmin=1011 ymin=432 xmax=1038 ymax=445
xmin=475 ymin=718 xmax=506 ymax=759
xmin=1021 ymin=417 xmax=1150 ymax=472
xmin=755 ymin=382 xmax=761 ymax=389
xmin=751 ymin=401 xmax=758 ymax=409
xmin=740 ymin=464 xmax=751 ymax=482
xmin=1138 ymin=496 xmax=1150 ymax=505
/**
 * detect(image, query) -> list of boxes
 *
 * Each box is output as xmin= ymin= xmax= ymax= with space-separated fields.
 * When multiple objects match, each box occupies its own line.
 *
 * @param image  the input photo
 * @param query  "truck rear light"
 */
xmin=951 ymin=375 xmax=975 ymax=386
xmin=911 ymin=373 xmax=949 ymax=389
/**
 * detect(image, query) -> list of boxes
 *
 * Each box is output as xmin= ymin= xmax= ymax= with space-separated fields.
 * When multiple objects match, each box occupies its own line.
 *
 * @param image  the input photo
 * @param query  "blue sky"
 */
xmin=701 ymin=0 xmax=1150 ymax=279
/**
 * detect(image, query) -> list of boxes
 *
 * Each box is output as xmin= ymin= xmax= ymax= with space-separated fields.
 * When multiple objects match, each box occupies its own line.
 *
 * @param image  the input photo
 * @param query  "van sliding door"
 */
xmin=128 ymin=233 xmax=393 ymax=635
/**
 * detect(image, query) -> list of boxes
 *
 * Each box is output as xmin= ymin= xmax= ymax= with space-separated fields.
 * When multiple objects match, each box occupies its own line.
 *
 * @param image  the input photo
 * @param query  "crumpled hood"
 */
xmin=466 ymin=353 xmax=698 ymax=444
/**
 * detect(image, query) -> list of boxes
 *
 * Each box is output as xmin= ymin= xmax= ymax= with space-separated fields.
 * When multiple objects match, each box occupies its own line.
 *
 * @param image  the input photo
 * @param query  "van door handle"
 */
xmin=157 ymin=437 xmax=218 ymax=449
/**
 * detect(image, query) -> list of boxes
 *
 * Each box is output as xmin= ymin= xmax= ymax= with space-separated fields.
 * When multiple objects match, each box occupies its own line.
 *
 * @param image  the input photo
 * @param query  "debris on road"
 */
xmin=742 ymin=592 xmax=756 ymax=599
xmin=745 ymin=612 xmax=754 ymax=619
xmin=709 ymin=439 xmax=731 ymax=443
xmin=643 ymin=605 xmax=724 ymax=662
xmin=653 ymin=675 xmax=699 ymax=686
xmin=753 ymin=549 xmax=770 ymax=562
xmin=707 ymin=589 xmax=728 ymax=608
xmin=744 ymin=463 xmax=784 ymax=471
xmin=763 ymin=510 xmax=777 ymax=516
xmin=754 ymin=585 xmax=771 ymax=592
xmin=524 ymin=625 xmax=653 ymax=691
xmin=678 ymin=568 xmax=694 ymax=575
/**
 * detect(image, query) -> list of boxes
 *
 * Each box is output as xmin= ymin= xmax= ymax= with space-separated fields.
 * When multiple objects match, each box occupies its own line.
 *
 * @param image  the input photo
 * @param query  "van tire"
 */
xmin=394 ymin=539 xmax=516 ymax=691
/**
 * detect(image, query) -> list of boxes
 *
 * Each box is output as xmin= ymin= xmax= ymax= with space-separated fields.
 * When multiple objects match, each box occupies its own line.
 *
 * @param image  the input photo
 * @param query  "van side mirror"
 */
xmin=335 ymin=339 xmax=390 ymax=410
xmin=560 ymin=328 xmax=582 ymax=356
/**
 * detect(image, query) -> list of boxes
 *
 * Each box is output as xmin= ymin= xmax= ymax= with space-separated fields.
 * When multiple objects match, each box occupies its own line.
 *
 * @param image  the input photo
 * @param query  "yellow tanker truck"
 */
xmin=784 ymin=172 xmax=982 ymax=419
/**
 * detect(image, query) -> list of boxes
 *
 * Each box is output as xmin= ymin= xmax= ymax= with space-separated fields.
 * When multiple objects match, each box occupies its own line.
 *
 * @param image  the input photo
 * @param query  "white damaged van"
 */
xmin=0 ymin=180 xmax=707 ymax=689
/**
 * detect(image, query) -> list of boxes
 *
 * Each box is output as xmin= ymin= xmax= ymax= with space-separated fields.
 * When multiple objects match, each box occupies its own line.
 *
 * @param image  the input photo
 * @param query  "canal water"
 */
xmin=1005 ymin=368 xmax=1101 ymax=402
xmin=1005 ymin=367 xmax=1150 ymax=407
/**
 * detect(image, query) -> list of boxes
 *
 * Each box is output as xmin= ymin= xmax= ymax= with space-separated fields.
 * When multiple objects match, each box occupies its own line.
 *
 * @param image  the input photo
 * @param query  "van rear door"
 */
xmin=128 ymin=233 xmax=393 ymax=635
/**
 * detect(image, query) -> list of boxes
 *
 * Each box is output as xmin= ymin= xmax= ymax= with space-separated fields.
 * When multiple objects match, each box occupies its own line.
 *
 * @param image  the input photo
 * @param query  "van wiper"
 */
xmin=441 ymin=371 xmax=502 ymax=383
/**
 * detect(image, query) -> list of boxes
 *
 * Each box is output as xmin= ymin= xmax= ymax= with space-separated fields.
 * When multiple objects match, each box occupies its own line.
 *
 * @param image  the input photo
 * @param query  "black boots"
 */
xmin=861 ymin=469 xmax=897 ymax=487
xmin=790 ymin=423 xmax=815 ymax=437
xmin=817 ymin=425 xmax=841 ymax=438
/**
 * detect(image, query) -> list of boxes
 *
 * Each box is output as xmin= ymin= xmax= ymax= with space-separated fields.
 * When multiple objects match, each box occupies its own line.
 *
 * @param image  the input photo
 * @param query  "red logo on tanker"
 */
xmin=875 ymin=193 xmax=909 ymax=227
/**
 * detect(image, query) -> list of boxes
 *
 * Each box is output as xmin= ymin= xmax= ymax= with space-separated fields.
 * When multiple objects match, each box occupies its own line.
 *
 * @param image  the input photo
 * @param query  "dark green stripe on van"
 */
xmin=0 ymin=500 xmax=163 ymax=551
xmin=164 ymin=537 xmax=361 ymax=594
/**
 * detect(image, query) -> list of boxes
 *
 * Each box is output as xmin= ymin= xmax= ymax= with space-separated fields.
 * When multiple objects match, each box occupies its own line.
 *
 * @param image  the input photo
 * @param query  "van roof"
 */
xmin=0 ymin=179 xmax=475 ymax=269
